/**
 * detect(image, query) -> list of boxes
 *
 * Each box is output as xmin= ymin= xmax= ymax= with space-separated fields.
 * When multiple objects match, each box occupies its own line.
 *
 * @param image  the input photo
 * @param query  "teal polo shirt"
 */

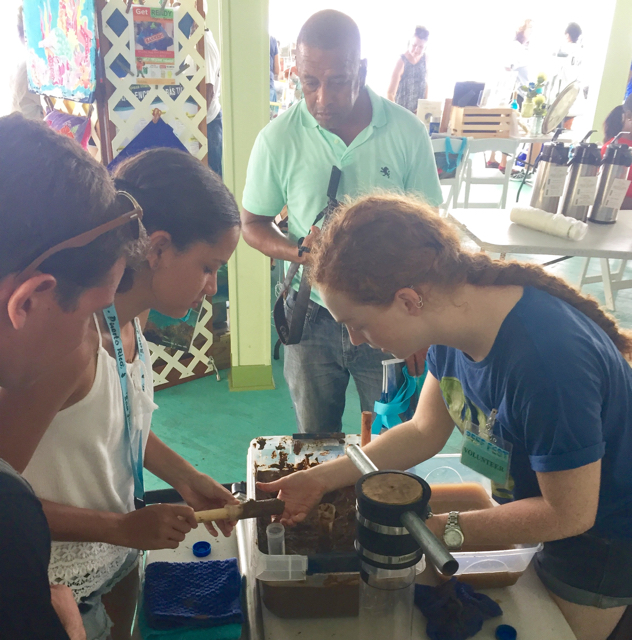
xmin=242 ymin=86 xmax=442 ymax=307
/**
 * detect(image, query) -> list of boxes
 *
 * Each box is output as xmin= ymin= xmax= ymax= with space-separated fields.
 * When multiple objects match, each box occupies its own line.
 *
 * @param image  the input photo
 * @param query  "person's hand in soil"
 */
xmin=119 ymin=503 xmax=198 ymax=550
xmin=50 ymin=584 xmax=86 ymax=640
xmin=177 ymin=471 xmax=240 ymax=538
xmin=257 ymin=470 xmax=328 ymax=526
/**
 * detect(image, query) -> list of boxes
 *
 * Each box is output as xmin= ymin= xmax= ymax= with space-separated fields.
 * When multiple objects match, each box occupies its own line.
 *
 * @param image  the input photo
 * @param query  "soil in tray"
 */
xmin=256 ymin=469 xmax=357 ymax=556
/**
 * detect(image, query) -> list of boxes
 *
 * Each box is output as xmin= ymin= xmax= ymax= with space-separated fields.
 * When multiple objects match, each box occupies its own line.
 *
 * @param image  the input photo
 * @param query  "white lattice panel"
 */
xmin=148 ymin=296 xmax=215 ymax=388
xmin=101 ymin=0 xmax=208 ymax=162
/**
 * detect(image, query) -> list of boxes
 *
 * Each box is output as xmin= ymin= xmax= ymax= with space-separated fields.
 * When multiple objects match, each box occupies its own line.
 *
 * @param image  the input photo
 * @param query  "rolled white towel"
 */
xmin=510 ymin=206 xmax=588 ymax=241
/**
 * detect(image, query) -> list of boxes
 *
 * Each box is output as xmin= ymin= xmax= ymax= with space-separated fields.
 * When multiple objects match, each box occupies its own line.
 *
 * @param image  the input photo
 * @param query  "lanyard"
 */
xmin=103 ymin=304 xmax=147 ymax=509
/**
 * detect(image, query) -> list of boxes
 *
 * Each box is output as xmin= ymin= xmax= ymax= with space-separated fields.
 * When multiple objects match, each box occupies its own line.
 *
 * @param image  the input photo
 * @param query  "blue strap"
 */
xmin=372 ymin=365 xmax=419 ymax=434
xmin=103 ymin=304 xmax=147 ymax=508
xmin=442 ymin=137 xmax=467 ymax=173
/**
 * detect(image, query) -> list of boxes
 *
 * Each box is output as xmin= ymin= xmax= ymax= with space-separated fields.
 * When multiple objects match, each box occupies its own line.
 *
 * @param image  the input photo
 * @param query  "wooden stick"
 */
xmin=361 ymin=411 xmax=373 ymax=447
xmin=195 ymin=505 xmax=241 ymax=523
xmin=194 ymin=499 xmax=284 ymax=523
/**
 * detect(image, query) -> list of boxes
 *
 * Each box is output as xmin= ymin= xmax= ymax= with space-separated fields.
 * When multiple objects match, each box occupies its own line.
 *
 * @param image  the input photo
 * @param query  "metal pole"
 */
xmin=400 ymin=512 xmax=458 ymax=576
xmin=346 ymin=444 xmax=378 ymax=475
xmin=346 ymin=445 xmax=458 ymax=576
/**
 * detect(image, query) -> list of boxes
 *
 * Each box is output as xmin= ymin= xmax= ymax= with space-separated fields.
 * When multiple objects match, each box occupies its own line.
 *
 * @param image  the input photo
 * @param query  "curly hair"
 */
xmin=310 ymin=194 xmax=632 ymax=359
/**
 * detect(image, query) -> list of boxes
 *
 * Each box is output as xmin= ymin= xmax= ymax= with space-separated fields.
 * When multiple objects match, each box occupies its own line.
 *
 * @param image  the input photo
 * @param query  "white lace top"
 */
xmin=23 ymin=316 xmax=157 ymax=601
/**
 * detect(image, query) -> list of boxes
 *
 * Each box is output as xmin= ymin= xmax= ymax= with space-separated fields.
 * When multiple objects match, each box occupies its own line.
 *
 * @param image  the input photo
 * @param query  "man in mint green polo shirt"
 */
xmin=242 ymin=10 xmax=442 ymax=433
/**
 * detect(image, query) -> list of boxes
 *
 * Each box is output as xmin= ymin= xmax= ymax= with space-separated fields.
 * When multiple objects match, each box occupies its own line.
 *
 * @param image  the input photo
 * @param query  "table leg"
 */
xmin=601 ymin=259 xmax=616 ymax=311
xmin=578 ymin=257 xmax=591 ymax=290
xmin=614 ymin=260 xmax=628 ymax=282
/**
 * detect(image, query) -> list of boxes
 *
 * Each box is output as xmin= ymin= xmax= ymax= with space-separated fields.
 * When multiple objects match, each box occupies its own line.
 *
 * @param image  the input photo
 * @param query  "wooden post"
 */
xmin=221 ymin=0 xmax=274 ymax=391
xmin=361 ymin=411 xmax=373 ymax=447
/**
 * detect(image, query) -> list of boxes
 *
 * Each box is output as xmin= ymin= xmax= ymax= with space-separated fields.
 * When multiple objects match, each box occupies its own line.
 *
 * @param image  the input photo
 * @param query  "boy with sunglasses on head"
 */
xmin=0 ymin=113 xmax=140 ymax=639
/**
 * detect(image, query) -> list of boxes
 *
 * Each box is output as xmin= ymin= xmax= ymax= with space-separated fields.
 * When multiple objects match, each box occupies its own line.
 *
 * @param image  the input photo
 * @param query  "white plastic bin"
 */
xmin=412 ymin=454 xmax=542 ymax=588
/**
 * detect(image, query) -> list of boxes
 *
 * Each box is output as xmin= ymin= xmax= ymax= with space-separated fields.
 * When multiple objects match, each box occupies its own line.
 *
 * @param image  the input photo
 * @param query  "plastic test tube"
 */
xmin=266 ymin=523 xmax=286 ymax=555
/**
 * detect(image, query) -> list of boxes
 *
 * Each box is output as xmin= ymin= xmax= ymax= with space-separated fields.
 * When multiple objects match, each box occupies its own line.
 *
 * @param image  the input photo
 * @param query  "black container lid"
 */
xmin=355 ymin=471 xmax=430 ymax=527
xmin=569 ymin=142 xmax=602 ymax=166
xmin=604 ymin=143 xmax=632 ymax=167
xmin=541 ymin=141 xmax=568 ymax=165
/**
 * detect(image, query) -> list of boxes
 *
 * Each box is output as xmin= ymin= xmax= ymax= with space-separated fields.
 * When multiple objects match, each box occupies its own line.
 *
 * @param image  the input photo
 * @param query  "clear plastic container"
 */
xmin=247 ymin=435 xmax=427 ymax=618
xmin=266 ymin=523 xmax=286 ymax=556
xmin=248 ymin=434 xmax=361 ymax=582
xmin=412 ymin=454 xmax=542 ymax=588
xmin=358 ymin=562 xmax=415 ymax=640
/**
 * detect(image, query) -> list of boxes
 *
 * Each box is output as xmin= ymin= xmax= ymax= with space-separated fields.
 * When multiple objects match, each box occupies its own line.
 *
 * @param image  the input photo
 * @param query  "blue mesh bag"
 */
xmin=144 ymin=559 xmax=243 ymax=629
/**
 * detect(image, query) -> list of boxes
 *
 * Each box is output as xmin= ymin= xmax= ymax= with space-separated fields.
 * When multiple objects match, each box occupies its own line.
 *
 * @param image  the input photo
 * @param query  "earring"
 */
xmin=416 ymin=295 xmax=424 ymax=309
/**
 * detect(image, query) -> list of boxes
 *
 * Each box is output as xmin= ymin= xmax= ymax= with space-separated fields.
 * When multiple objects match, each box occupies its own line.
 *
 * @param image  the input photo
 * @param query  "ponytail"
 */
xmin=459 ymin=253 xmax=632 ymax=358
xmin=310 ymin=193 xmax=632 ymax=359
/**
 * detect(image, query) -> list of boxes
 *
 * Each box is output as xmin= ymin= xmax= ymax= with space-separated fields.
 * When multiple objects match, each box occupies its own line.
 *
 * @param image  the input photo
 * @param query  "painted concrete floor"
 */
xmin=146 ymin=176 xmax=632 ymax=491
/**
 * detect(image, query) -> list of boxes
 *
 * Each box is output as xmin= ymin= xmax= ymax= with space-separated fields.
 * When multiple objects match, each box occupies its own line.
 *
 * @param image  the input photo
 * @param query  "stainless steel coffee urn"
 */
xmin=558 ymin=131 xmax=602 ymax=222
xmin=530 ymin=141 xmax=569 ymax=213
xmin=589 ymin=135 xmax=632 ymax=224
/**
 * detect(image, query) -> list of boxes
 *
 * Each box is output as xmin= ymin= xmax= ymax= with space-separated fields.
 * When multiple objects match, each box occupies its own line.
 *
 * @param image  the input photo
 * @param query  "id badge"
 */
xmin=460 ymin=410 xmax=512 ymax=487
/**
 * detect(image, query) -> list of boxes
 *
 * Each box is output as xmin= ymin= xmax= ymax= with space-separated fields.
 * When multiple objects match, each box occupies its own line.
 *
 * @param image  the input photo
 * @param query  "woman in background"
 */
xmin=602 ymin=96 xmax=632 ymax=210
xmin=387 ymin=26 xmax=430 ymax=113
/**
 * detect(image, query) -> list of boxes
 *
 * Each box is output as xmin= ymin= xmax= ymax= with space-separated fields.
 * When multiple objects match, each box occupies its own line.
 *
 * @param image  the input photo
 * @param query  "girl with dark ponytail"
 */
xmin=260 ymin=194 xmax=632 ymax=640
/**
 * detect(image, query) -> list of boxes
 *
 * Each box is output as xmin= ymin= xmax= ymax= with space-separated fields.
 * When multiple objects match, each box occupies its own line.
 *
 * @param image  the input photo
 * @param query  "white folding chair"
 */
xmin=431 ymin=137 xmax=469 ymax=216
xmin=579 ymin=258 xmax=629 ymax=311
xmin=459 ymin=138 xmax=520 ymax=209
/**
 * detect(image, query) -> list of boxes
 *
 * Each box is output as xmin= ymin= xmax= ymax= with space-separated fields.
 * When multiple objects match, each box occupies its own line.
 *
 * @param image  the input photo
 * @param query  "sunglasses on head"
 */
xmin=17 ymin=191 xmax=144 ymax=282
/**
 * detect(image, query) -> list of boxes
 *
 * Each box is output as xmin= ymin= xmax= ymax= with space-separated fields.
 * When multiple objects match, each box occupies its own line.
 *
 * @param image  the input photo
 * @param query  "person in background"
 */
xmin=241 ymin=10 xmax=441 ymax=434
xmin=204 ymin=29 xmax=222 ymax=177
xmin=186 ymin=23 xmax=222 ymax=177
xmin=603 ymin=105 xmax=624 ymax=144
xmin=509 ymin=18 xmax=533 ymax=104
xmin=489 ymin=19 xmax=532 ymax=170
xmin=0 ymin=113 xmax=137 ymax=639
xmin=262 ymin=193 xmax=632 ymax=640
xmin=0 ymin=149 xmax=241 ymax=640
xmin=557 ymin=22 xmax=583 ymax=87
xmin=270 ymin=35 xmax=280 ymax=103
xmin=549 ymin=22 xmax=584 ymax=111
xmin=565 ymin=22 xmax=582 ymax=46
xmin=602 ymin=96 xmax=632 ymax=210
xmin=387 ymin=26 xmax=430 ymax=113
xmin=10 ymin=5 xmax=44 ymax=120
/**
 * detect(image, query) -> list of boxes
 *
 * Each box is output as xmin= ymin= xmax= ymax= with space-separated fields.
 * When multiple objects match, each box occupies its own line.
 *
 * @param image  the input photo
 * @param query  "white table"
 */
xmin=260 ymin=563 xmax=575 ymax=640
xmin=144 ymin=527 xmax=576 ymax=640
xmin=448 ymin=209 xmax=632 ymax=310
xmin=510 ymin=134 xmax=574 ymax=145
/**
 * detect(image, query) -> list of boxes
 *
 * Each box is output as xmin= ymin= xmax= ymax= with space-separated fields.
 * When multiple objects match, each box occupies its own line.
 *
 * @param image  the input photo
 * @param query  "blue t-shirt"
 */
xmin=427 ymin=286 xmax=632 ymax=540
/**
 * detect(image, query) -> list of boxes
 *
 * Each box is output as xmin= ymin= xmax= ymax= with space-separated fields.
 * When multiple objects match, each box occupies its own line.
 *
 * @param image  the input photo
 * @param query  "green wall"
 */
xmin=591 ymin=0 xmax=632 ymax=141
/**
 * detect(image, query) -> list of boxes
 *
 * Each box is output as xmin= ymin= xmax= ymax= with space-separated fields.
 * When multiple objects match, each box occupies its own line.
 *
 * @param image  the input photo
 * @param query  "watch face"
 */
xmin=444 ymin=528 xmax=464 ymax=549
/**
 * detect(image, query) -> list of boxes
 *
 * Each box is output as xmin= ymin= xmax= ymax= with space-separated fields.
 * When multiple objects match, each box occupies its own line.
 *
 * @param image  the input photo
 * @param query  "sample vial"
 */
xmin=266 ymin=522 xmax=286 ymax=555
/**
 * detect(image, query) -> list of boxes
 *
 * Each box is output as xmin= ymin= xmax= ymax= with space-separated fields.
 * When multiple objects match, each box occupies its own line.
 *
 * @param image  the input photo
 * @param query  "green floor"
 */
xmin=146 ymin=177 xmax=632 ymax=491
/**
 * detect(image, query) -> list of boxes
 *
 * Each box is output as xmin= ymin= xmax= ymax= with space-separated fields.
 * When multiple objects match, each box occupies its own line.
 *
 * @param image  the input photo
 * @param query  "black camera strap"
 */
xmin=273 ymin=166 xmax=342 ymax=346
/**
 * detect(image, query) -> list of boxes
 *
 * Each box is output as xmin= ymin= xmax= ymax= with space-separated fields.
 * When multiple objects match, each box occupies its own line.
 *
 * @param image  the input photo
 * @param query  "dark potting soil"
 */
xmin=256 ymin=468 xmax=357 ymax=556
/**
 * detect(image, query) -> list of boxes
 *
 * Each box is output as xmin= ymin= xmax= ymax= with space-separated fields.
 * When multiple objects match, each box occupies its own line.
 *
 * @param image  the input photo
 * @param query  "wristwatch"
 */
xmin=443 ymin=511 xmax=464 ymax=550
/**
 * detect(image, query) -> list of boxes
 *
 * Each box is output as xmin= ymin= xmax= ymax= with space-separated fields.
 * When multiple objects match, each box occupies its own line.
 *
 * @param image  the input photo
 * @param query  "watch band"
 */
xmin=443 ymin=510 xmax=464 ymax=550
